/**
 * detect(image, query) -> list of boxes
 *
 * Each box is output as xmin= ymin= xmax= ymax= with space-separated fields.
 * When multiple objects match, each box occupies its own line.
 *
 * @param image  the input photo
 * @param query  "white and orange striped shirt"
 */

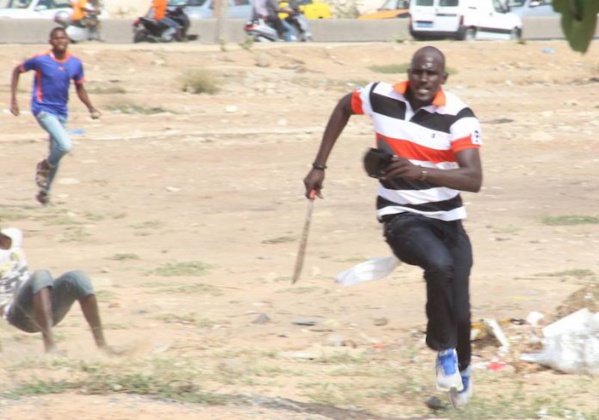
xmin=352 ymin=81 xmax=482 ymax=222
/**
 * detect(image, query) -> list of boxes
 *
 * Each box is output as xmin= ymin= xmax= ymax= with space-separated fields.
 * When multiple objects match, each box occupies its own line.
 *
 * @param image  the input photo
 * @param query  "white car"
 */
xmin=409 ymin=0 xmax=522 ymax=41
xmin=0 ymin=0 xmax=73 ymax=19
xmin=0 ymin=0 xmax=108 ymax=19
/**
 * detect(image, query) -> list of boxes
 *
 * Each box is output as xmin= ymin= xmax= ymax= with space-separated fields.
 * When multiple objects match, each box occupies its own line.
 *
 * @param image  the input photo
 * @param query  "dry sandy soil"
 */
xmin=0 ymin=40 xmax=598 ymax=419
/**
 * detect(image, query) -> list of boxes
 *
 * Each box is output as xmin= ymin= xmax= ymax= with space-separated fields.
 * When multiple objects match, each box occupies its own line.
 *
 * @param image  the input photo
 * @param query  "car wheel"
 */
xmin=509 ymin=27 xmax=521 ymax=40
xmin=133 ymin=29 xmax=148 ymax=43
xmin=461 ymin=27 xmax=476 ymax=41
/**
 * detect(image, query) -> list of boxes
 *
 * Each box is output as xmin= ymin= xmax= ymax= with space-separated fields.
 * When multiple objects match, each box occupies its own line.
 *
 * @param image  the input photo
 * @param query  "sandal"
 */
xmin=36 ymin=190 xmax=50 ymax=206
xmin=35 ymin=159 xmax=51 ymax=188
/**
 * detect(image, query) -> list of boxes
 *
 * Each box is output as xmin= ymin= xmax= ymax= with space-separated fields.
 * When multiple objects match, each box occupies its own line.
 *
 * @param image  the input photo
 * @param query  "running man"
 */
xmin=10 ymin=27 xmax=100 ymax=205
xmin=303 ymin=46 xmax=483 ymax=408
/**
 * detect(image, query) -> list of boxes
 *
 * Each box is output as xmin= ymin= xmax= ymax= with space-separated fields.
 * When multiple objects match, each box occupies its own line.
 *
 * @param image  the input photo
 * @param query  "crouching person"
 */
xmin=0 ymin=227 xmax=113 ymax=354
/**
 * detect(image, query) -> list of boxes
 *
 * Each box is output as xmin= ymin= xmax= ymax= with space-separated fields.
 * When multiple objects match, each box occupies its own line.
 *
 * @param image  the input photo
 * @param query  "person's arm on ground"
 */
xmin=75 ymin=83 xmax=101 ymax=119
xmin=303 ymin=93 xmax=353 ymax=198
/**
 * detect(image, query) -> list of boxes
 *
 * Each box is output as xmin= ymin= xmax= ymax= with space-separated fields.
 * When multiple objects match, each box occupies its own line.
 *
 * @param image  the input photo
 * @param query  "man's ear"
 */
xmin=442 ymin=72 xmax=449 ymax=85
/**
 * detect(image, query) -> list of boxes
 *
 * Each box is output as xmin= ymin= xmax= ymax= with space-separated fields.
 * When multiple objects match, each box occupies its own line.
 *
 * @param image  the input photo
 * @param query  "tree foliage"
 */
xmin=553 ymin=0 xmax=598 ymax=53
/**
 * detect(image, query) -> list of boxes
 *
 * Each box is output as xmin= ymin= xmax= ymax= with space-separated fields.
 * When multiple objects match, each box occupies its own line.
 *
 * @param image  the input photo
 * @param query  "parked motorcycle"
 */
xmin=54 ymin=9 xmax=102 ymax=43
xmin=133 ymin=5 xmax=197 ymax=43
xmin=244 ymin=12 xmax=312 ymax=42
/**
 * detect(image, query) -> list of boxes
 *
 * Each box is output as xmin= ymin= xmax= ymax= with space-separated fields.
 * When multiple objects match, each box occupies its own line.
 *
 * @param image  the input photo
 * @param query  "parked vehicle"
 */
xmin=409 ymin=0 xmax=522 ymax=41
xmin=358 ymin=0 xmax=410 ymax=20
xmin=174 ymin=0 xmax=252 ymax=19
xmin=133 ymin=4 xmax=196 ymax=43
xmin=279 ymin=0 xmax=332 ymax=19
xmin=0 ymin=0 xmax=70 ymax=18
xmin=54 ymin=8 xmax=102 ymax=42
xmin=507 ymin=0 xmax=559 ymax=17
xmin=0 ymin=0 xmax=107 ymax=19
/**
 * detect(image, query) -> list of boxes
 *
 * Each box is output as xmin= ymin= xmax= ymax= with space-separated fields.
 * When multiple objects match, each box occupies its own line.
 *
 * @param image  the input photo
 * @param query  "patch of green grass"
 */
xmin=155 ymin=313 xmax=219 ymax=328
xmin=149 ymin=283 xmax=220 ymax=295
xmin=261 ymin=236 xmax=295 ymax=244
xmin=276 ymin=286 xmax=320 ymax=294
xmin=86 ymin=85 xmax=127 ymax=95
xmin=369 ymin=63 xmax=458 ymax=75
xmin=0 ymin=207 xmax=27 ymax=221
xmin=131 ymin=220 xmax=165 ymax=230
xmin=238 ymin=36 xmax=254 ymax=51
xmin=538 ymin=269 xmax=594 ymax=279
xmin=5 ymin=372 xmax=228 ymax=406
xmin=58 ymin=227 xmax=91 ymax=243
xmin=94 ymin=290 xmax=117 ymax=303
xmin=107 ymin=253 xmax=140 ymax=261
xmin=368 ymin=63 xmax=410 ymax=74
xmin=108 ymin=103 xmax=168 ymax=115
xmin=180 ymin=69 xmax=221 ymax=95
xmin=6 ymin=380 xmax=77 ymax=397
xmin=148 ymin=261 xmax=210 ymax=277
xmin=542 ymin=215 xmax=599 ymax=226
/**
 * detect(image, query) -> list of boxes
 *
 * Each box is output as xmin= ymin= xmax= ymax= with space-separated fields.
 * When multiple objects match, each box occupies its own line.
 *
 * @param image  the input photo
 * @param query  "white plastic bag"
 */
xmin=334 ymin=256 xmax=400 ymax=287
xmin=520 ymin=309 xmax=599 ymax=375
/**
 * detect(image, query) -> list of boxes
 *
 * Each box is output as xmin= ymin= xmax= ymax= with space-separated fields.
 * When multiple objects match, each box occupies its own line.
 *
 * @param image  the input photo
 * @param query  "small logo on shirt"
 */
xmin=472 ymin=130 xmax=481 ymax=145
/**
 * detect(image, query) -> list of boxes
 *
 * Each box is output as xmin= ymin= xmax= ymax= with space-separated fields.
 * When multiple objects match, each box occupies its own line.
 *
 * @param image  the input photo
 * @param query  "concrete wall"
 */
xmin=0 ymin=17 xmax=597 ymax=44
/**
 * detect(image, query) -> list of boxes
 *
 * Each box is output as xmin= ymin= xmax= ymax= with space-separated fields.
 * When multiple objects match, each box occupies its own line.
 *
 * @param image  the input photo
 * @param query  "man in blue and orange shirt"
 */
xmin=10 ymin=27 xmax=100 ymax=205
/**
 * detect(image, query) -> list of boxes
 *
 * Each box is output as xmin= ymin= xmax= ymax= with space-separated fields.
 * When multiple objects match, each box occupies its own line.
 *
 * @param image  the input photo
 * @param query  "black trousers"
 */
xmin=383 ymin=212 xmax=472 ymax=371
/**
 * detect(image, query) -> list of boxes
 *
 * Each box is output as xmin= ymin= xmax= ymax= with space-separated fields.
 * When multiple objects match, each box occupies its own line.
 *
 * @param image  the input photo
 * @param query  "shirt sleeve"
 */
xmin=450 ymin=108 xmax=482 ymax=153
xmin=73 ymin=60 xmax=85 ymax=85
xmin=20 ymin=56 xmax=39 ymax=73
xmin=351 ymin=82 xmax=376 ymax=116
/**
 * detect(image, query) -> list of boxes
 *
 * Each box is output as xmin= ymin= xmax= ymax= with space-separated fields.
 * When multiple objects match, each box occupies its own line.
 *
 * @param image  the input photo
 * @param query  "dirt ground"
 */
xmin=0 ymin=40 xmax=597 ymax=419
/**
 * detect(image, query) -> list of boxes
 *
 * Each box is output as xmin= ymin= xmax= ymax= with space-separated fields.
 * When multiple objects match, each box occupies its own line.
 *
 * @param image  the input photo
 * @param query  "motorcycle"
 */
xmin=133 ymin=5 xmax=197 ymax=43
xmin=244 ymin=11 xmax=312 ymax=42
xmin=54 ymin=9 xmax=102 ymax=43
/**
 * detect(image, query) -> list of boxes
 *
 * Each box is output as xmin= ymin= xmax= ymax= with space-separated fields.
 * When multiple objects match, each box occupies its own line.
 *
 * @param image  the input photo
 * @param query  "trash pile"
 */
xmin=520 ymin=308 xmax=599 ymax=375
xmin=334 ymin=257 xmax=599 ymax=376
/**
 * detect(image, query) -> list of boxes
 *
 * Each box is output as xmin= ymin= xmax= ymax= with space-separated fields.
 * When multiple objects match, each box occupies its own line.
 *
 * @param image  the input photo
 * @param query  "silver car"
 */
xmin=170 ymin=0 xmax=253 ymax=20
xmin=0 ymin=0 xmax=72 ymax=19
xmin=507 ymin=0 xmax=559 ymax=17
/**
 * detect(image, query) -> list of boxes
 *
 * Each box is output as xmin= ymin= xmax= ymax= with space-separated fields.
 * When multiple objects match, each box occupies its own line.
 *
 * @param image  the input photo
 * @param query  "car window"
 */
xmin=184 ymin=0 xmax=209 ymax=6
xmin=415 ymin=0 xmax=433 ymax=5
xmin=0 ymin=0 xmax=31 ymax=8
xmin=440 ymin=0 xmax=458 ymax=6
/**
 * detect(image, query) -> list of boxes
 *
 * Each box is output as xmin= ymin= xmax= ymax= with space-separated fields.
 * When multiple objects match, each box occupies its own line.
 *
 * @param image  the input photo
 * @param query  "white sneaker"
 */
xmin=449 ymin=366 xmax=473 ymax=409
xmin=435 ymin=349 xmax=463 ymax=392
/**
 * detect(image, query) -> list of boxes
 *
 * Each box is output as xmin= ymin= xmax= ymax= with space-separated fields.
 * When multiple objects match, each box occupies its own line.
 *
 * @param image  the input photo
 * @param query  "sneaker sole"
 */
xmin=436 ymin=382 xmax=464 ymax=392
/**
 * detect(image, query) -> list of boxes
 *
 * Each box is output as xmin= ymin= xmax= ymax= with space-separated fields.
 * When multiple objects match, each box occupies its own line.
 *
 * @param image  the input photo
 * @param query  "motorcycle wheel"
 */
xmin=133 ymin=29 xmax=149 ymax=43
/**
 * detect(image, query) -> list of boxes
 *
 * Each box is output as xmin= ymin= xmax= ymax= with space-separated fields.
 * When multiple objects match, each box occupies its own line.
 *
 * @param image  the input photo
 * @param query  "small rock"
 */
xmin=252 ymin=313 xmax=271 ymax=324
xmin=425 ymin=396 xmax=447 ymax=410
xmin=292 ymin=318 xmax=317 ymax=326
xmin=373 ymin=317 xmax=388 ymax=326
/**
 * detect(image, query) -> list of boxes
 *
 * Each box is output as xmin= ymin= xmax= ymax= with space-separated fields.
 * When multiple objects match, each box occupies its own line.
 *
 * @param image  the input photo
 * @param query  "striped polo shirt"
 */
xmin=351 ymin=81 xmax=482 ymax=222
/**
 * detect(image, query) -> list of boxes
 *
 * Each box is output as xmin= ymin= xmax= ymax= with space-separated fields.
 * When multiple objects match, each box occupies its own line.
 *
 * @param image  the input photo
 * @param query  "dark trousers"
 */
xmin=383 ymin=212 xmax=472 ymax=371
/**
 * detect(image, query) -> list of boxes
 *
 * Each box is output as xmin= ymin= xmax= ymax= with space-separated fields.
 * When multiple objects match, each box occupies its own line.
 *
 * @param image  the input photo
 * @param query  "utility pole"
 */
xmin=214 ymin=0 xmax=229 ymax=43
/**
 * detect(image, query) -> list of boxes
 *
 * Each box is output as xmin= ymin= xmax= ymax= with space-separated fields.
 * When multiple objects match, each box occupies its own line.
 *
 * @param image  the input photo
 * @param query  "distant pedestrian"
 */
xmin=10 ymin=27 xmax=100 ymax=205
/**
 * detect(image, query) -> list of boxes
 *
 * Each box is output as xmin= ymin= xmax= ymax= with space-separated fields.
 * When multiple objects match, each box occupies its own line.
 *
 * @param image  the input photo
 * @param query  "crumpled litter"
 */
xmin=520 ymin=308 xmax=599 ymax=375
xmin=334 ymin=256 xmax=400 ymax=287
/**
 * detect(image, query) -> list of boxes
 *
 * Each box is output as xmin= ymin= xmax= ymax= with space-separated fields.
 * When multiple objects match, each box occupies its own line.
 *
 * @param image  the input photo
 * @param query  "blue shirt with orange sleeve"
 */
xmin=20 ymin=51 xmax=85 ymax=118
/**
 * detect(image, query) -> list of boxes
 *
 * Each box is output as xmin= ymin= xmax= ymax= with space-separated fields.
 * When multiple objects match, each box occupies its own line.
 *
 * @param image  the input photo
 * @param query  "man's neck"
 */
xmin=52 ymin=49 xmax=67 ymax=60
